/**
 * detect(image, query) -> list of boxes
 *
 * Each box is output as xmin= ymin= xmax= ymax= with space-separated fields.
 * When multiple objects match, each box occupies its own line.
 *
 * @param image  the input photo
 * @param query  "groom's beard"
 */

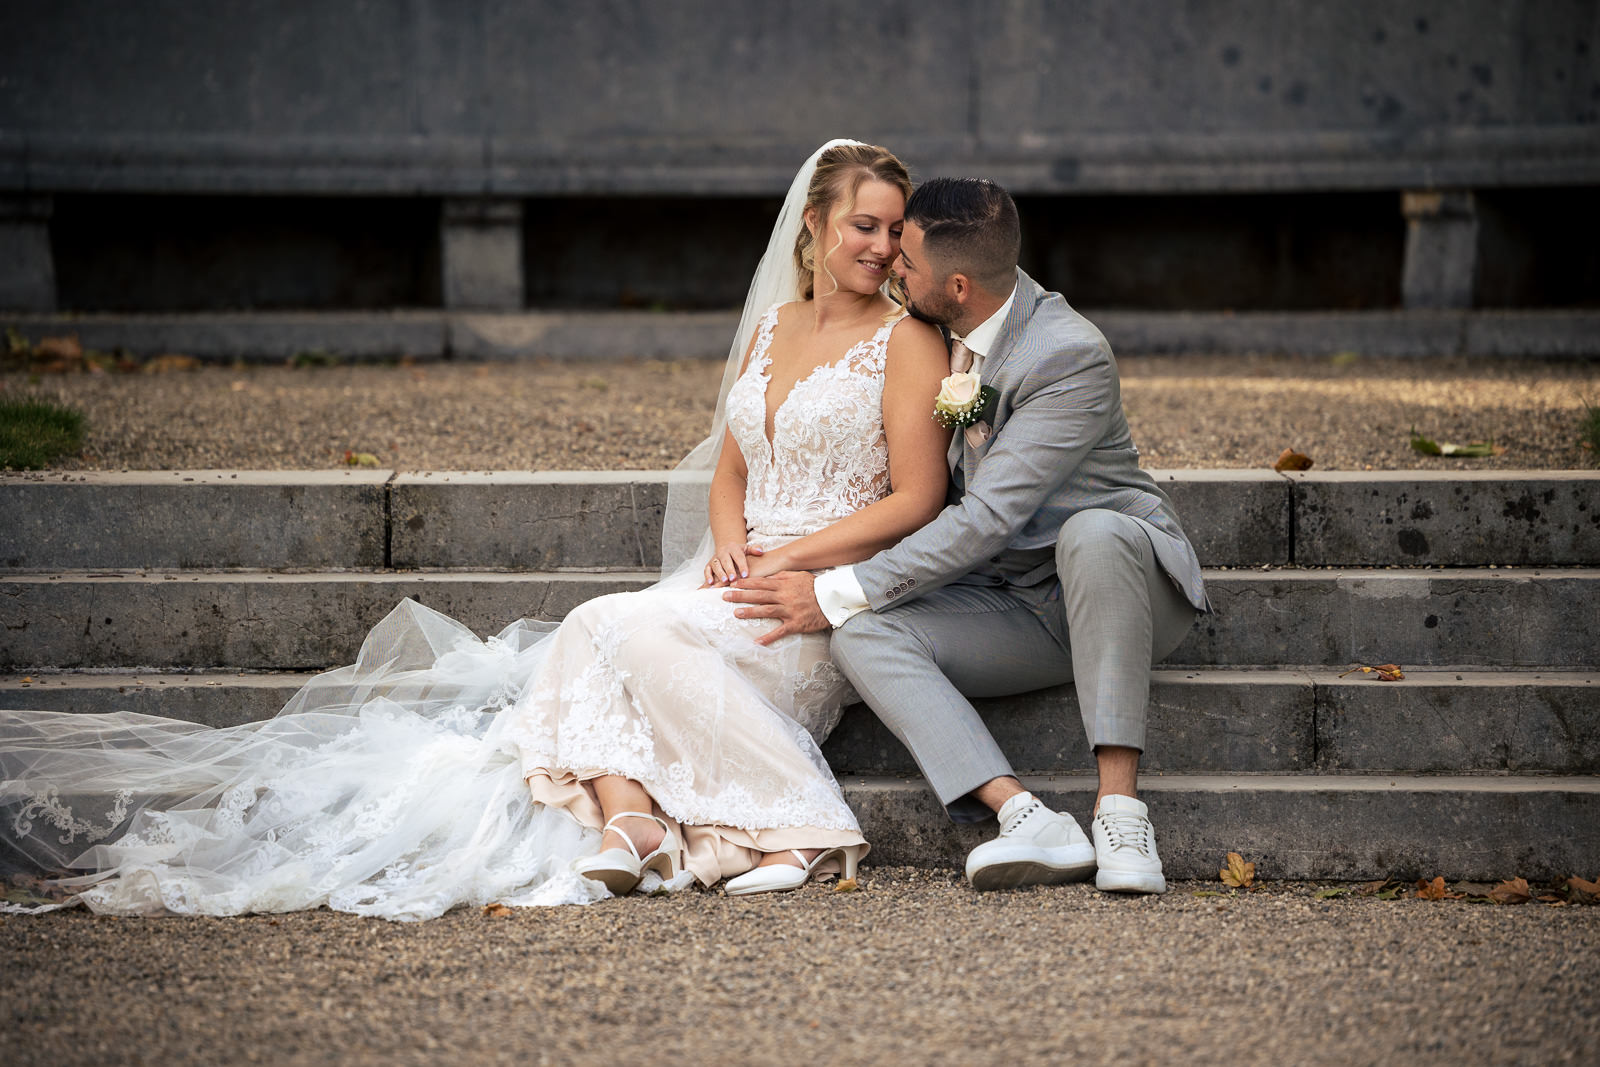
xmin=905 ymin=296 xmax=956 ymax=328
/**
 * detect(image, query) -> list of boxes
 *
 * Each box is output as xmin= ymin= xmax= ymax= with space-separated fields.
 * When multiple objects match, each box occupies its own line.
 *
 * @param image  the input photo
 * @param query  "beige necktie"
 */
xmin=949 ymin=338 xmax=974 ymax=374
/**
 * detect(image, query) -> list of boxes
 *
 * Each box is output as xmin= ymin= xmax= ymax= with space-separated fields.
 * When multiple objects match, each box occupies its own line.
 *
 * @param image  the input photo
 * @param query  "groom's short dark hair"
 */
xmin=905 ymin=178 xmax=1020 ymax=292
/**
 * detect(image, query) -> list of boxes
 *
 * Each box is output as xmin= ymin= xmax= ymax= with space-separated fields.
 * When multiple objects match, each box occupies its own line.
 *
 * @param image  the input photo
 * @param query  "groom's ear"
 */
xmin=948 ymin=272 xmax=973 ymax=305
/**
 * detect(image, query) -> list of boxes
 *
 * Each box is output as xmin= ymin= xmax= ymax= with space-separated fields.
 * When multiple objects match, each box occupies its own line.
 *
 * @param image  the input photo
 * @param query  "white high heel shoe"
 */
xmin=724 ymin=845 xmax=861 ymax=896
xmin=572 ymin=811 xmax=683 ymax=896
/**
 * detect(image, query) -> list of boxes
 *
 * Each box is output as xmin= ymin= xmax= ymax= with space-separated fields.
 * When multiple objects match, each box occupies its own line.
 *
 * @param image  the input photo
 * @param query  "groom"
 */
xmin=727 ymin=177 xmax=1208 ymax=894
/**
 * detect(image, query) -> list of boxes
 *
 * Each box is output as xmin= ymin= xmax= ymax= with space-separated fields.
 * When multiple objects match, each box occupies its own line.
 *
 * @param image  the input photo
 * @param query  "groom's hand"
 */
xmin=724 ymin=572 xmax=829 ymax=646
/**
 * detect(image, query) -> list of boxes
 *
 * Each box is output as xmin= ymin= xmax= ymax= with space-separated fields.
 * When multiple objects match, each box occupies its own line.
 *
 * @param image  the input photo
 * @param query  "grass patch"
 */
xmin=1581 ymin=396 xmax=1600 ymax=466
xmin=0 ymin=396 xmax=87 ymax=469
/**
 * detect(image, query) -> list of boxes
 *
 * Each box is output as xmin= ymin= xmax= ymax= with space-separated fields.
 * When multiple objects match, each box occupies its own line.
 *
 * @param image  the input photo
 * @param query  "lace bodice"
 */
xmin=725 ymin=303 xmax=901 ymax=543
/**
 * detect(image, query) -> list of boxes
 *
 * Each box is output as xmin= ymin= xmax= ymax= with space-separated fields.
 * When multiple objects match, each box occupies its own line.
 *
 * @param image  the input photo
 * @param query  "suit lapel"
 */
xmin=974 ymin=269 xmax=1039 ymax=387
xmin=949 ymin=270 xmax=1041 ymax=475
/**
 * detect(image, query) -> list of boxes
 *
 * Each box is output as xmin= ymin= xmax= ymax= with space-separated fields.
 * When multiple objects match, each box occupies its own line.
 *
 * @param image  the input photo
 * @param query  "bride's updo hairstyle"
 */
xmin=793 ymin=143 xmax=912 ymax=300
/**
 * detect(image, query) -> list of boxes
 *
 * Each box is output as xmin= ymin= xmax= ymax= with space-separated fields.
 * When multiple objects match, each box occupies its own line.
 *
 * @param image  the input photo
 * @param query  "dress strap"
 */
xmin=750 ymin=302 xmax=787 ymax=371
xmin=854 ymin=311 xmax=909 ymax=377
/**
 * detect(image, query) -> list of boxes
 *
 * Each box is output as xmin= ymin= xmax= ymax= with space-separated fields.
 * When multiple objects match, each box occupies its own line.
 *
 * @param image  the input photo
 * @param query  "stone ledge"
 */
xmin=12 ymin=668 xmax=1588 ymax=775
xmin=8 ymin=470 xmax=1595 ymax=572
xmin=0 ymin=469 xmax=391 ymax=571
xmin=843 ymin=774 xmax=1600 ymax=880
xmin=6 ymin=309 xmax=1597 ymax=360
xmin=1289 ymin=470 xmax=1600 ymax=567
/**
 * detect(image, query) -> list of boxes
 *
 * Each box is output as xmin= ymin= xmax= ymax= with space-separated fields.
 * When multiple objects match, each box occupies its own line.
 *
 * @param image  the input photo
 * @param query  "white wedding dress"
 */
xmin=0 ymin=303 xmax=909 ymax=920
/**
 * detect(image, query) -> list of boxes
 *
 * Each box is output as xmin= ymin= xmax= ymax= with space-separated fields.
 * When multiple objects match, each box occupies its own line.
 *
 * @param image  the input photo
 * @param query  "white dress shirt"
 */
xmin=813 ymin=284 xmax=1018 ymax=627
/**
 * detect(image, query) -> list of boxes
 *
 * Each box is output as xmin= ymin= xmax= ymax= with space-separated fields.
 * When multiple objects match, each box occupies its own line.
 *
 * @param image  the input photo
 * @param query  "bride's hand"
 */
xmin=703 ymin=542 xmax=765 ymax=587
xmin=744 ymin=549 xmax=790 ymax=580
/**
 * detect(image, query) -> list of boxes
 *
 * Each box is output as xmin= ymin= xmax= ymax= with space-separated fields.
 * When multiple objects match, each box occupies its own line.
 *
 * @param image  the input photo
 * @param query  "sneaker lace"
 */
xmin=1097 ymin=811 xmax=1153 ymax=856
xmin=1000 ymin=801 xmax=1040 ymax=837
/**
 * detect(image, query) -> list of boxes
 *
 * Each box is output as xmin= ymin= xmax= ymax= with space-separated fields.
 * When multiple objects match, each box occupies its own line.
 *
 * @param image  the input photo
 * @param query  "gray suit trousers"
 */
xmin=831 ymin=509 xmax=1198 ymax=822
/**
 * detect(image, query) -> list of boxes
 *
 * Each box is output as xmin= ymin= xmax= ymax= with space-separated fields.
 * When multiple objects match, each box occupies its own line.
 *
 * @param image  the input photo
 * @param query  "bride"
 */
xmin=0 ymin=141 xmax=952 ymax=919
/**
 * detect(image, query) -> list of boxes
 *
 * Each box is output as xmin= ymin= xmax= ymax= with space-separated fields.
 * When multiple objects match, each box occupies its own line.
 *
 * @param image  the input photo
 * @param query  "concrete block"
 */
xmin=1097 ymin=310 xmax=1468 ymax=358
xmin=1463 ymin=310 xmax=1600 ymax=358
xmin=1317 ymin=670 xmax=1600 ymax=774
xmin=0 ymin=673 xmax=311 ymax=729
xmin=391 ymin=472 xmax=667 ymax=570
xmin=441 ymin=198 xmax=523 ymax=310
xmin=1173 ymin=569 xmax=1600 ymax=668
xmin=824 ymin=670 xmax=1315 ymax=776
xmin=0 ymin=195 xmax=54 ymax=311
xmin=844 ymin=774 xmax=1600 ymax=880
xmin=0 ymin=470 xmax=390 ymax=571
xmin=4 ymin=308 xmax=1598 ymax=361
xmin=448 ymin=310 xmax=737 ymax=360
xmin=2 ymin=311 xmax=448 ymax=361
xmin=1292 ymin=471 xmax=1600 ymax=566
xmin=1401 ymin=190 xmax=1479 ymax=310
xmin=1149 ymin=469 xmax=1289 ymax=566
xmin=0 ymin=571 xmax=655 ymax=670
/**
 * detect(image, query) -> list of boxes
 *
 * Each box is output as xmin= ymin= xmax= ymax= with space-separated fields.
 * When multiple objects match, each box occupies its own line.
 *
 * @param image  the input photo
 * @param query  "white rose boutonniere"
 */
xmin=933 ymin=372 xmax=998 ymax=430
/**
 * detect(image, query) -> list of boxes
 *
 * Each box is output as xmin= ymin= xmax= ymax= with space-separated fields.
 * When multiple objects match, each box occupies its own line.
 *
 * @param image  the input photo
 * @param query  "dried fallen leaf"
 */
xmin=1220 ymin=851 xmax=1255 ymax=888
xmin=1353 ymin=879 xmax=1393 ymax=897
xmin=35 ymin=335 xmax=83 ymax=362
xmin=1488 ymin=877 xmax=1531 ymax=905
xmin=144 ymin=353 xmax=200 ymax=374
xmin=343 ymin=451 xmax=381 ymax=467
xmin=1415 ymin=876 xmax=1449 ymax=901
xmin=482 ymin=902 xmax=513 ymax=918
xmin=1315 ymin=888 xmax=1347 ymax=899
xmin=1564 ymin=876 xmax=1600 ymax=905
xmin=1339 ymin=663 xmax=1405 ymax=681
xmin=1273 ymin=447 xmax=1313 ymax=472
xmin=833 ymin=877 xmax=859 ymax=894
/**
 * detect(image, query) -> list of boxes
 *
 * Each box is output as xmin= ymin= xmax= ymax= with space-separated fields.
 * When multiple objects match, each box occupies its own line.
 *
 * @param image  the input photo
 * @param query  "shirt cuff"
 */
xmin=814 ymin=566 xmax=871 ymax=628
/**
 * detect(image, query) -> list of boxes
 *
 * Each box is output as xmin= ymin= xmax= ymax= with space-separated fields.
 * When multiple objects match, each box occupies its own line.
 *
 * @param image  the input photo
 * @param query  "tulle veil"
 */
xmin=0 ymin=139 xmax=870 ymax=919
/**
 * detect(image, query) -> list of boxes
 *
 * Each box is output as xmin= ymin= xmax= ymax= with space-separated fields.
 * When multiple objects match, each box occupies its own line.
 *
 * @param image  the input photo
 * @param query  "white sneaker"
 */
xmin=1091 ymin=794 xmax=1167 ymax=894
xmin=964 ymin=791 xmax=1096 ymax=891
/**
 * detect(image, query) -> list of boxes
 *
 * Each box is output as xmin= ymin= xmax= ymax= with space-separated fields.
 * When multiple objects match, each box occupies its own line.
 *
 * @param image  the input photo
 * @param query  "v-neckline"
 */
xmin=756 ymin=314 xmax=897 ymax=452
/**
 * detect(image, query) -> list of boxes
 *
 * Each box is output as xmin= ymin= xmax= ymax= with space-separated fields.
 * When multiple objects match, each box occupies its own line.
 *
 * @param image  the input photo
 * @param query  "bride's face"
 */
xmin=812 ymin=179 xmax=905 ymax=296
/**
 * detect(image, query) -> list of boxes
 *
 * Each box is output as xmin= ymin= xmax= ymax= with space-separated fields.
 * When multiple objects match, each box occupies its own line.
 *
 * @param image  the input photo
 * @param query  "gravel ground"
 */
xmin=5 ymin=353 xmax=1597 ymax=1063
xmin=3 ymin=353 xmax=1596 ymax=471
xmin=4 ymin=871 xmax=1596 ymax=1065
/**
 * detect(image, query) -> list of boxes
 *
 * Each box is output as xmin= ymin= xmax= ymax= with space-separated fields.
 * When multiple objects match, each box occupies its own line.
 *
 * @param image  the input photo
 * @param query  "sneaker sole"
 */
xmin=968 ymin=855 xmax=1097 ymax=891
xmin=1094 ymin=869 xmax=1167 ymax=894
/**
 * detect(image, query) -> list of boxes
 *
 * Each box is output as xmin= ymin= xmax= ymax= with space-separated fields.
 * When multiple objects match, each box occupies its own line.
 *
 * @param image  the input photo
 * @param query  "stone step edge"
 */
xmin=5 ymin=569 xmax=1596 ymax=671
xmin=841 ymin=774 xmax=1600 ymax=880
xmin=9 ymin=468 xmax=1596 ymax=572
xmin=6 ymin=566 xmax=1597 ymax=581
xmin=7 ymin=308 xmax=1600 ymax=359
xmin=5 ymin=666 xmax=1595 ymax=688
xmin=4 ymin=669 xmax=1593 ymax=778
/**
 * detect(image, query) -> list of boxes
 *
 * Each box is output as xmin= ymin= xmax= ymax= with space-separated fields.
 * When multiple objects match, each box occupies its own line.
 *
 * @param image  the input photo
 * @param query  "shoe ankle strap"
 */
xmin=600 ymin=811 xmax=666 ymax=860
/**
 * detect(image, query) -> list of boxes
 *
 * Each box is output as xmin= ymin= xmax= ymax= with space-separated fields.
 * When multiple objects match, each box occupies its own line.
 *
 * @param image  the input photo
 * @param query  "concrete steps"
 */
xmin=3 ymin=468 xmax=1598 ymax=881
xmin=2 ymin=568 xmax=1595 ymax=669
xmin=6 ymin=469 xmax=1597 ymax=571
xmin=6 ymin=668 xmax=1594 ymax=774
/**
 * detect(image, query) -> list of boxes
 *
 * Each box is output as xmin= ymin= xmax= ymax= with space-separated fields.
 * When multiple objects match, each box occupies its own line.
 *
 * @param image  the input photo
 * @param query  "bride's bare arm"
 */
xmin=750 ymin=317 xmax=953 ymax=576
xmin=703 ymin=333 xmax=760 ymax=586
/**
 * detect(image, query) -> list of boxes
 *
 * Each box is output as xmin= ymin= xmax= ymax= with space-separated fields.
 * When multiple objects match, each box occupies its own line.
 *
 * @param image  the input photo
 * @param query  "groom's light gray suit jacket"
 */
xmin=854 ymin=269 xmax=1209 ymax=613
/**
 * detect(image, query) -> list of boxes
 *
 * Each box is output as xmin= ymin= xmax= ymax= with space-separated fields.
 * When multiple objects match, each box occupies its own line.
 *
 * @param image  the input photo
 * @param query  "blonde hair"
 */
xmin=792 ymin=143 xmax=912 ymax=302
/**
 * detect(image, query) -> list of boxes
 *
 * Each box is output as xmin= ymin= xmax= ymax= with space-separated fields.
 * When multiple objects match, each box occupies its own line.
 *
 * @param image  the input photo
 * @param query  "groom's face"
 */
xmin=894 ymin=222 xmax=960 ymax=328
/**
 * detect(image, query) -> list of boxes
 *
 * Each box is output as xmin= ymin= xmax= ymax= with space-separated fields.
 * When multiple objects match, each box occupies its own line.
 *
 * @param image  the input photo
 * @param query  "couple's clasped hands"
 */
xmin=702 ymin=540 xmax=830 ymax=646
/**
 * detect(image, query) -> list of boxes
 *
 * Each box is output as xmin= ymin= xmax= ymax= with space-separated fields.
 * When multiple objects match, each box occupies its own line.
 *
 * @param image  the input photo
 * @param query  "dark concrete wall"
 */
xmin=3 ymin=0 xmax=1596 ymax=195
